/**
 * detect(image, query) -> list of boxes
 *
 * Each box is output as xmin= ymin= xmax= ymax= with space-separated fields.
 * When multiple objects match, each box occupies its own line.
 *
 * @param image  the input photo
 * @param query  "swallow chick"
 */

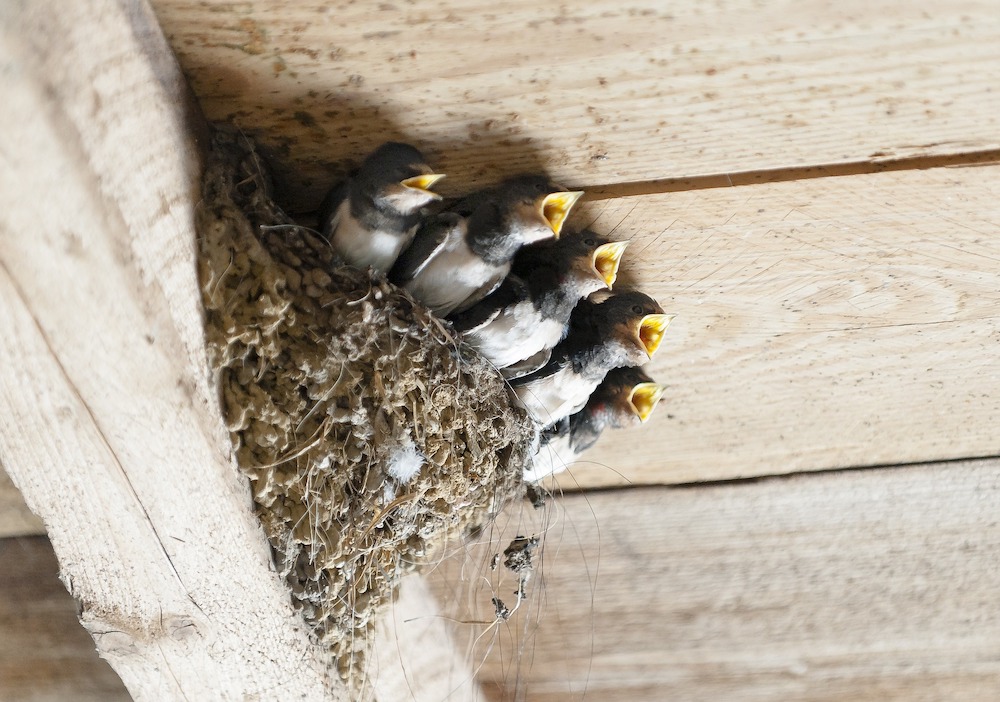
xmin=510 ymin=291 xmax=673 ymax=427
xmin=524 ymin=366 xmax=666 ymax=483
xmin=318 ymin=142 xmax=444 ymax=275
xmin=389 ymin=175 xmax=583 ymax=317
xmin=449 ymin=230 xmax=628 ymax=378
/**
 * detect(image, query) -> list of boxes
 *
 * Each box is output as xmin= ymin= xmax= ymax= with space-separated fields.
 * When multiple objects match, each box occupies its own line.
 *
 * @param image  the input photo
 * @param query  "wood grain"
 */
xmin=429 ymin=458 xmax=1000 ymax=701
xmin=0 ymin=1 xmax=345 ymax=698
xmin=0 ymin=533 xmax=485 ymax=702
xmin=0 ymin=537 xmax=130 ymax=702
xmin=149 ymin=0 xmax=1000 ymax=210
xmin=371 ymin=576 xmax=488 ymax=702
xmin=548 ymin=164 xmax=1000 ymax=488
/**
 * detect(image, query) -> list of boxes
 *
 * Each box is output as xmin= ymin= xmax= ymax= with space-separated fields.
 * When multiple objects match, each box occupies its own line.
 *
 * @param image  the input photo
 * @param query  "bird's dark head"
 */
xmin=563 ymin=230 xmax=629 ymax=291
xmin=590 ymin=366 xmax=667 ymax=426
xmin=494 ymin=175 xmax=584 ymax=245
xmin=357 ymin=142 xmax=444 ymax=214
xmin=596 ymin=291 xmax=673 ymax=360
xmin=523 ymin=230 xmax=628 ymax=293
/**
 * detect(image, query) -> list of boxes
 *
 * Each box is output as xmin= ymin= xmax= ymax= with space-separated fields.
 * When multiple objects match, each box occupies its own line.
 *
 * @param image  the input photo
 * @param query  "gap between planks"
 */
xmin=552 ymin=451 xmax=1000 ymax=497
xmin=584 ymin=147 xmax=1000 ymax=200
xmin=430 ymin=455 xmax=1000 ymax=702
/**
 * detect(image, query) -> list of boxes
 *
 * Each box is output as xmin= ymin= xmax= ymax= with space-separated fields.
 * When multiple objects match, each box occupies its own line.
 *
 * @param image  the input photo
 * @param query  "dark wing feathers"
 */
xmin=568 ymin=410 xmax=604 ymax=454
xmin=448 ymin=275 xmax=526 ymax=333
xmin=501 ymin=348 xmax=552 ymax=380
xmin=508 ymin=347 xmax=569 ymax=386
xmin=317 ymin=179 xmax=349 ymax=236
xmin=389 ymin=212 xmax=460 ymax=284
xmin=539 ymin=415 xmax=570 ymax=447
xmin=452 ymin=272 xmax=504 ymax=315
xmin=509 ymin=306 xmax=600 ymax=387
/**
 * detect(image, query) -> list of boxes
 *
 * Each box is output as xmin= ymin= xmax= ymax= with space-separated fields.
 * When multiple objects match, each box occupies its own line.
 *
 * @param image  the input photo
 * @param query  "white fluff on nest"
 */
xmin=385 ymin=436 xmax=425 ymax=484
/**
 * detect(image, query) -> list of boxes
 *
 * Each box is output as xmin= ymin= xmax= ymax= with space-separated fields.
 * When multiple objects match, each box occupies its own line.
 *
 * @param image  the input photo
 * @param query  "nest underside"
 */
xmin=196 ymin=125 xmax=537 ymax=681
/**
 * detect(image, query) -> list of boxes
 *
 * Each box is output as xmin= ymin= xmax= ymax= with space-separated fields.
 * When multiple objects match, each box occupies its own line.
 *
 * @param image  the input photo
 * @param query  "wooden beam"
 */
xmin=430 ymin=458 xmax=1000 ymax=701
xmin=557 ymin=164 xmax=1000 ymax=488
xmin=150 ymin=0 xmax=1000 ymax=209
xmin=0 ymin=532 xmax=485 ymax=702
xmin=0 ymin=1 xmax=346 ymax=698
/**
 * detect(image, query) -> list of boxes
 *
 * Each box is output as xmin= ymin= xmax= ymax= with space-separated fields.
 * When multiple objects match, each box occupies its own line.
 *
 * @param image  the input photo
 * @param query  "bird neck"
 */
xmin=592 ymin=399 xmax=637 ymax=431
xmin=564 ymin=267 xmax=607 ymax=300
xmin=567 ymin=407 xmax=608 ymax=453
xmin=466 ymin=220 xmax=523 ymax=265
xmin=565 ymin=332 xmax=618 ymax=377
xmin=529 ymin=266 xmax=601 ymax=321
xmin=578 ymin=323 xmax=648 ymax=379
xmin=352 ymin=185 xmax=417 ymax=229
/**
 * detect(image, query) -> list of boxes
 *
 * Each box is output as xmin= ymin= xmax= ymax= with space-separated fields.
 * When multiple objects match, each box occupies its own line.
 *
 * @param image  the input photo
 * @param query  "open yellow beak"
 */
xmin=592 ymin=241 xmax=628 ymax=289
xmin=637 ymin=314 xmax=675 ymax=357
xmin=401 ymin=173 xmax=446 ymax=196
xmin=540 ymin=190 xmax=584 ymax=238
xmin=628 ymin=382 xmax=666 ymax=423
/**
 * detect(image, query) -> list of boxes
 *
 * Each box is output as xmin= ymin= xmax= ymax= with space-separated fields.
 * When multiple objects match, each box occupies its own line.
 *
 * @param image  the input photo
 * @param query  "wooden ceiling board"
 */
xmin=151 ymin=0 xmax=1000 ymax=210
xmin=558 ymin=164 xmax=1000 ymax=487
xmin=429 ymin=458 xmax=1000 ymax=701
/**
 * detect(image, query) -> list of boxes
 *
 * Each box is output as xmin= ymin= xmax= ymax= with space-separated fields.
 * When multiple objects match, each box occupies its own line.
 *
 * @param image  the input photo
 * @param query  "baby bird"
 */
xmin=450 ymin=230 xmax=628 ymax=378
xmin=389 ymin=175 xmax=583 ymax=317
xmin=318 ymin=142 xmax=444 ymax=275
xmin=511 ymin=291 xmax=673 ymax=427
xmin=524 ymin=366 xmax=666 ymax=483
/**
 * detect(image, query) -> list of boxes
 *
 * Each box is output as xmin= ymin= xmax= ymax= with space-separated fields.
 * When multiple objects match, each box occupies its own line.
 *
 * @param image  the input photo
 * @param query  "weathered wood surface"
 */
xmin=0 ymin=532 xmax=484 ymax=702
xmin=0 ymin=537 xmax=131 ymax=702
xmin=560 ymin=164 xmax=1000 ymax=488
xmin=430 ymin=458 xmax=1000 ymax=701
xmin=4 ymin=0 xmax=1000 ymax=699
xmin=147 ymin=0 xmax=1000 ymax=490
xmin=151 ymin=0 xmax=1000 ymax=210
xmin=10 ymin=459 xmax=1000 ymax=701
xmin=0 ymin=1 xmax=347 ymax=699
xmin=371 ymin=577 xmax=487 ymax=702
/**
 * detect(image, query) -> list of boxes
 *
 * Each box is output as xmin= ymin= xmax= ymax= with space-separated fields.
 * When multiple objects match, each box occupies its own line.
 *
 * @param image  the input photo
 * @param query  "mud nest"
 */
xmin=196 ymin=125 xmax=537 ymax=682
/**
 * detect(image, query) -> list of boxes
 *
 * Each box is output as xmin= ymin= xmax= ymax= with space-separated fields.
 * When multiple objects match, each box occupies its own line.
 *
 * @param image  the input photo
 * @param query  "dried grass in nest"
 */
xmin=196 ymin=125 xmax=537 ymax=683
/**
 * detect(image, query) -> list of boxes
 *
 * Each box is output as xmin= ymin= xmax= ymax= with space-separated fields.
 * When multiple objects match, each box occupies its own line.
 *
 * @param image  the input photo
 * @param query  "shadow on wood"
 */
xmin=0 ymin=537 xmax=130 ymax=702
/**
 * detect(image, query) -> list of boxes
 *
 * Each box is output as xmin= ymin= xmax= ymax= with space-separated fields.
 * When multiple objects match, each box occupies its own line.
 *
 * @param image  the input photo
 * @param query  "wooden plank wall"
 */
xmin=3 ymin=0 xmax=1000 ymax=699
xmin=0 ymin=537 xmax=131 ymax=702
xmin=7 ymin=460 xmax=1000 ymax=701
xmin=151 ymin=0 xmax=1000 ymax=211
xmin=574 ymin=170 xmax=1000 ymax=486
xmin=147 ymin=0 xmax=1000 ymax=489
xmin=427 ymin=458 xmax=1000 ymax=701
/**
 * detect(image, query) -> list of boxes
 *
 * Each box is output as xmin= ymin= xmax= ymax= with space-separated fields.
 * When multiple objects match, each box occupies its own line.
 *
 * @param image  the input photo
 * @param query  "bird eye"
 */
xmin=583 ymin=237 xmax=597 ymax=245
xmin=631 ymin=304 xmax=644 ymax=315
